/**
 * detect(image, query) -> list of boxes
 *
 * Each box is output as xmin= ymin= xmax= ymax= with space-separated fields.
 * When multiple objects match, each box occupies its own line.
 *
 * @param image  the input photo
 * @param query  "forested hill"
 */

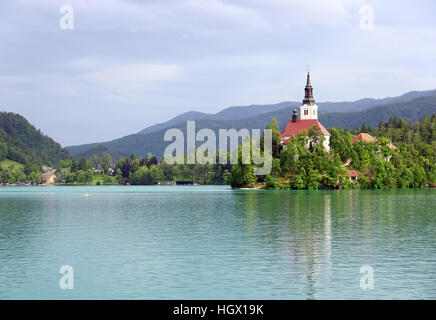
xmin=75 ymin=144 xmax=127 ymax=162
xmin=0 ymin=112 xmax=70 ymax=165
xmin=321 ymin=94 xmax=436 ymax=129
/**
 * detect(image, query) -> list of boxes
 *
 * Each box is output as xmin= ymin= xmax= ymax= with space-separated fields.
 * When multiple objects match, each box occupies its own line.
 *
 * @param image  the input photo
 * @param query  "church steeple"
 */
xmin=299 ymin=70 xmax=318 ymax=120
xmin=302 ymin=72 xmax=315 ymax=105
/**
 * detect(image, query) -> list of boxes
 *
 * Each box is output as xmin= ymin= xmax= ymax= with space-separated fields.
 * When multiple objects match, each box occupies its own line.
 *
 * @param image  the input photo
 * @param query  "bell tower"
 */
xmin=299 ymin=71 xmax=318 ymax=120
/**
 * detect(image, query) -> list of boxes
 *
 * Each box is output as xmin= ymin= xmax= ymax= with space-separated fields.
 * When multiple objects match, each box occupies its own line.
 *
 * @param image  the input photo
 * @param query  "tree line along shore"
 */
xmin=1 ymin=115 xmax=435 ymax=190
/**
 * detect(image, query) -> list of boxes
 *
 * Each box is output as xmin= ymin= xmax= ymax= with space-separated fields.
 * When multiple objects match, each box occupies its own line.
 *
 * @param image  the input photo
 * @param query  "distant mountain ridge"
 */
xmin=139 ymin=102 xmax=293 ymax=135
xmin=138 ymin=89 xmax=436 ymax=135
xmin=66 ymin=89 xmax=436 ymax=159
xmin=321 ymin=95 xmax=436 ymax=128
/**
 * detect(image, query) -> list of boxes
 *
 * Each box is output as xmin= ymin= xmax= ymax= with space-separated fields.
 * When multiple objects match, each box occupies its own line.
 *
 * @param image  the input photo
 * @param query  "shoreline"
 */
xmin=1 ymin=183 xmax=435 ymax=190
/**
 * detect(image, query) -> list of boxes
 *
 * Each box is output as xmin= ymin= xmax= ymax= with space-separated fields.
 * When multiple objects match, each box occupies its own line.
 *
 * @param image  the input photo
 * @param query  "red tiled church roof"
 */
xmin=282 ymin=119 xmax=330 ymax=138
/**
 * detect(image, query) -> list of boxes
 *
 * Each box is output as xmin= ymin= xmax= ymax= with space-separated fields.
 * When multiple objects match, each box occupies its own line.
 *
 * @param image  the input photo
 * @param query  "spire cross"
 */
xmin=307 ymin=65 xmax=310 ymax=73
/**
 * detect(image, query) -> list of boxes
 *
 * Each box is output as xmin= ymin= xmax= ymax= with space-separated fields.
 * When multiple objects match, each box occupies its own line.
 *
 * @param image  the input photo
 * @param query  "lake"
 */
xmin=0 ymin=186 xmax=435 ymax=299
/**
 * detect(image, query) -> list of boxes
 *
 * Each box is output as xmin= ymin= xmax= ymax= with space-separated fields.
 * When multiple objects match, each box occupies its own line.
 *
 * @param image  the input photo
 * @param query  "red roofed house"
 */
xmin=351 ymin=132 xmax=397 ymax=150
xmin=351 ymin=133 xmax=377 ymax=144
xmin=338 ymin=169 xmax=359 ymax=182
xmin=346 ymin=169 xmax=359 ymax=181
xmin=280 ymin=72 xmax=331 ymax=152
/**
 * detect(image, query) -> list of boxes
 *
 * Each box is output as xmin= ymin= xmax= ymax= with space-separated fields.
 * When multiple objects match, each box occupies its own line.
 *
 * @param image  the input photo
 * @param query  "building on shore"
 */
xmin=280 ymin=72 xmax=330 ymax=152
xmin=42 ymin=170 xmax=57 ymax=184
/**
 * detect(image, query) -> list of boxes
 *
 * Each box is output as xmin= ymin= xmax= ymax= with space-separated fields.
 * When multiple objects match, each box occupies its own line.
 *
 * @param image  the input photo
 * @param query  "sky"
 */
xmin=0 ymin=0 xmax=435 ymax=146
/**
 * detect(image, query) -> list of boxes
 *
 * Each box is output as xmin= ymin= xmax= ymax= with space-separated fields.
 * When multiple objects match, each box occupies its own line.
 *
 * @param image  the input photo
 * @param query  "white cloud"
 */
xmin=60 ymin=57 xmax=103 ymax=70
xmin=235 ymin=0 xmax=364 ymax=27
xmin=84 ymin=63 xmax=181 ymax=93
xmin=13 ymin=0 xmax=267 ymax=31
xmin=0 ymin=75 xmax=32 ymax=85
xmin=12 ymin=0 xmax=365 ymax=32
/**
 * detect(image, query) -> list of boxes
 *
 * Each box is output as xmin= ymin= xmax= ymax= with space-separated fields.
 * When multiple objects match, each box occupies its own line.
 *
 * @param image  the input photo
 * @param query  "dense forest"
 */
xmin=0 ymin=112 xmax=70 ymax=164
xmin=0 ymin=112 xmax=70 ymax=184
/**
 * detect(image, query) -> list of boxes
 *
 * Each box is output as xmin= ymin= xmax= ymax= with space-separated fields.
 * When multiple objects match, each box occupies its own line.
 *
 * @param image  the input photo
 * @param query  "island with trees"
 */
xmin=231 ymin=115 xmax=436 ymax=189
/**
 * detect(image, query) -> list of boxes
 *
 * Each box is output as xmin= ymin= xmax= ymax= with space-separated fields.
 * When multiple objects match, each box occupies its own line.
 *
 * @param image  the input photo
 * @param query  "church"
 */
xmin=280 ymin=72 xmax=331 ymax=152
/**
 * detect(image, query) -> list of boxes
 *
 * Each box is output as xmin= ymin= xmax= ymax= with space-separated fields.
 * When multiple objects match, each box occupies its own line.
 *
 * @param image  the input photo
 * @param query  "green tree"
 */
xmin=78 ymin=157 xmax=89 ymax=171
xmin=266 ymin=117 xmax=282 ymax=159
xmin=306 ymin=169 xmax=320 ymax=190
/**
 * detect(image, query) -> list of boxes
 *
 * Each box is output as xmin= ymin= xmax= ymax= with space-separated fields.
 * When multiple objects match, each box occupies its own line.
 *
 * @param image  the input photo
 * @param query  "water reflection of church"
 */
xmin=240 ymin=191 xmax=335 ymax=299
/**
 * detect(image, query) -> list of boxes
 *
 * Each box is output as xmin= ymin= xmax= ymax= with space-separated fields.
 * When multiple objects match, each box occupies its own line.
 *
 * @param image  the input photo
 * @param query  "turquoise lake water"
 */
xmin=0 ymin=185 xmax=435 ymax=299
